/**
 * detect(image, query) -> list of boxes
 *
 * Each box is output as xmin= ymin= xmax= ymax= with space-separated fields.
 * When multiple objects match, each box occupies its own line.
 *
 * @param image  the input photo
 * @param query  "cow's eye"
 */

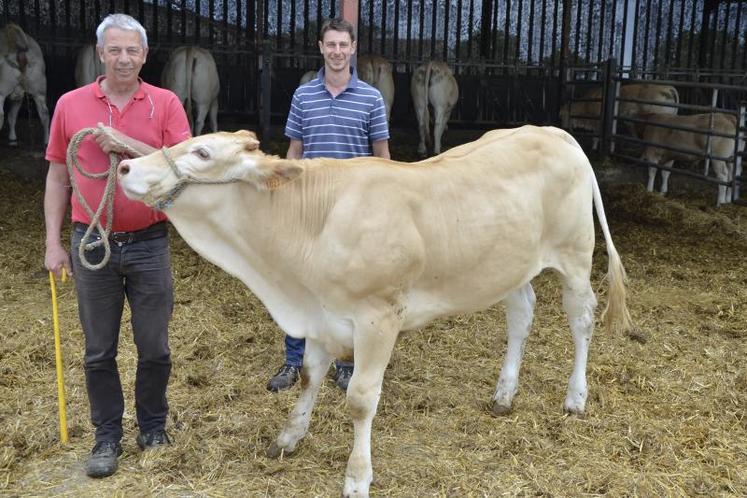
xmin=194 ymin=147 xmax=210 ymax=160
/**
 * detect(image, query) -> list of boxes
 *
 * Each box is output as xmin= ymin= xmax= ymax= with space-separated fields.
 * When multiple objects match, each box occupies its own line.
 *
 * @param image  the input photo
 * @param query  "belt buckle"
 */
xmin=111 ymin=231 xmax=134 ymax=245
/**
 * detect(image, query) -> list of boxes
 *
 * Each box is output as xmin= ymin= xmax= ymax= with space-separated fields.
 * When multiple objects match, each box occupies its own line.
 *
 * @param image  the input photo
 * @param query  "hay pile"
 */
xmin=0 ymin=147 xmax=745 ymax=496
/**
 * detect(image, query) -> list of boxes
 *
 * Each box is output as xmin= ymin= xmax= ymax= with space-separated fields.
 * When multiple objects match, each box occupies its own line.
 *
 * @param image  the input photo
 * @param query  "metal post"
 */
xmin=704 ymin=89 xmax=718 ymax=178
xmin=601 ymin=58 xmax=618 ymax=157
xmin=732 ymin=103 xmax=746 ymax=203
xmin=260 ymin=40 xmax=273 ymax=142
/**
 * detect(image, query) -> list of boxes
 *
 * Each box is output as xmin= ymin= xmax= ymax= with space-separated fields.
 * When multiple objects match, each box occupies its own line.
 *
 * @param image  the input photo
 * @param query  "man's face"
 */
xmin=98 ymin=27 xmax=148 ymax=86
xmin=318 ymin=29 xmax=356 ymax=74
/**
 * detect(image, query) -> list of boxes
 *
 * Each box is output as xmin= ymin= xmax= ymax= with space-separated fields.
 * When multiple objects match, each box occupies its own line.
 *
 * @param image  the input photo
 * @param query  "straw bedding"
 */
xmin=0 ymin=137 xmax=745 ymax=497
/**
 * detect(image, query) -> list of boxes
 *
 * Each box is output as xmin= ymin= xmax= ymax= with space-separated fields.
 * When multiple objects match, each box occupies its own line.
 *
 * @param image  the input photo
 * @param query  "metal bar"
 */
xmin=383 ymin=0 xmax=388 ymax=55
xmin=608 ymin=0 xmax=617 ymax=60
xmin=49 ymin=0 xmax=56 ymax=36
xmin=290 ymin=0 xmax=296 ymax=50
xmin=642 ymin=0 xmax=651 ymax=70
xmin=675 ymin=0 xmax=685 ymax=67
xmin=653 ymin=0 xmax=662 ymax=69
xmin=406 ymin=0 xmax=412 ymax=60
xmin=276 ymin=0 xmax=281 ymax=49
xmin=598 ymin=0 xmax=606 ymax=63
xmin=631 ymin=0 xmax=640 ymax=70
xmin=687 ymin=0 xmax=697 ymax=68
xmin=504 ymin=0 xmax=512 ymax=63
xmin=732 ymin=1 xmax=743 ymax=70
xmin=516 ymin=0 xmax=524 ymax=63
xmin=330 ymin=0 xmax=336 ymax=17
xmin=719 ymin=2 xmax=729 ymax=70
xmin=732 ymin=104 xmax=746 ymax=201
xmin=528 ymin=0 xmax=536 ymax=64
xmin=539 ymin=0 xmax=547 ymax=65
xmin=709 ymin=1 xmax=718 ymax=68
xmin=573 ymin=0 xmax=582 ymax=63
xmin=195 ymin=0 xmax=202 ymax=45
xmin=619 ymin=116 xmax=737 ymax=142
xmin=138 ymin=0 xmax=144 ymax=24
xmin=614 ymin=152 xmax=736 ymax=186
xmin=79 ymin=0 xmax=85 ymax=36
xmin=152 ymin=0 xmax=159 ymax=44
xmin=181 ymin=0 xmax=187 ymax=44
xmin=303 ymin=0 xmax=309 ymax=48
xmin=418 ymin=0 xmax=424 ymax=60
xmin=393 ymin=0 xmax=400 ymax=59
xmin=317 ymin=0 xmax=322 ymax=47
xmin=34 ymin=0 xmax=40 ymax=32
xmin=222 ymin=0 xmax=228 ymax=46
xmin=455 ymin=0 xmax=462 ymax=61
xmin=584 ymin=0 xmax=592 ymax=63
xmin=64 ymin=0 xmax=70 ymax=33
xmin=551 ymin=0 xmax=559 ymax=67
xmin=664 ymin=0 xmax=675 ymax=67
xmin=369 ymin=0 xmax=375 ymax=55
xmin=209 ymin=0 xmax=215 ymax=46
xmin=467 ymin=0 xmax=474 ymax=59
xmin=430 ymin=0 xmax=437 ymax=60
xmin=443 ymin=0 xmax=450 ymax=61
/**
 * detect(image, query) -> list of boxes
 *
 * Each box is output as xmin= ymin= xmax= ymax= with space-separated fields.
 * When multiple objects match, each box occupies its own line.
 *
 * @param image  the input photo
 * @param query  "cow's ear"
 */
xmin=260 ymin=160 xmax=303 ymax=191
xmin=235 ymin=130 xmax=260 ymax=151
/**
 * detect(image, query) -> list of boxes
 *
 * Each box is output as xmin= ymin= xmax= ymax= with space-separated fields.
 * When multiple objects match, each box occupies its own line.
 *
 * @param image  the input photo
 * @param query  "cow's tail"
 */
xmin=4 ymin=24 xmax=29 ymax=52
xmin=185 ymin=47 xmax=195 ymax=132
xmin=591 ymin=173 xmax=633 ymax=333
xmin=423 ymin=62 xmax=432 ymax=146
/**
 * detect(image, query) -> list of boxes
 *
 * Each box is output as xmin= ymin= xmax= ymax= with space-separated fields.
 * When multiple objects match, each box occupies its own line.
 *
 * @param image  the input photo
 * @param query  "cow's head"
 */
xmin=118 ymin=130 xmax=303 ymax=209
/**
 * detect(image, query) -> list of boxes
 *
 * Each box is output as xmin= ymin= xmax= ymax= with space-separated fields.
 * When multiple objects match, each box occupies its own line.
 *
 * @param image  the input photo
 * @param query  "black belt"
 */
xmin=73 ymin=221 xmax=168 ymax=245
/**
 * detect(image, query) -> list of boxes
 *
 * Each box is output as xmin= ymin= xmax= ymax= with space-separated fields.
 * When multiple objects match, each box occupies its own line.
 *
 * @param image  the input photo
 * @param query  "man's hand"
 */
xmin=45 ymin=243 xmax=72 ymax=279
xmin=93 ymin=123 xmax=130 ymax=155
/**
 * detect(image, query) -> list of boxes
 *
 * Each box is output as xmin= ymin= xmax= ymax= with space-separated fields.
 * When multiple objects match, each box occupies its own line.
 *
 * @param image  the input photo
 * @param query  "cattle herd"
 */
xmin=0 ymin=21 xmax=743 ymax=200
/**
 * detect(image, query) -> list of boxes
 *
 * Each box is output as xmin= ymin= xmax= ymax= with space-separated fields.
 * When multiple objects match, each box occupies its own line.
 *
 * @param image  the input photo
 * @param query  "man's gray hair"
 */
xmin=96 ymin=13 xmax=148 ymax=48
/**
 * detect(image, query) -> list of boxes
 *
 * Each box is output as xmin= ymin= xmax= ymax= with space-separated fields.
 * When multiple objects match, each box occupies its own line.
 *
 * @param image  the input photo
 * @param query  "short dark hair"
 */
xmin=319 ymin=18 xmax=356 ymax=43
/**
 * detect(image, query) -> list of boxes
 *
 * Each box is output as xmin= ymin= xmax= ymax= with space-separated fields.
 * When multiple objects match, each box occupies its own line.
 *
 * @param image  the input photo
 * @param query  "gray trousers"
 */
xmin=71 ymin=223 xmax=173 ymax=443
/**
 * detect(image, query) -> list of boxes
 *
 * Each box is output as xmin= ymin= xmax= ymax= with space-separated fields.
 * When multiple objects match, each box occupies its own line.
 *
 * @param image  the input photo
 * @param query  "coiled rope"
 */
xmin=66 ymin=124 xmax=142 ymax=270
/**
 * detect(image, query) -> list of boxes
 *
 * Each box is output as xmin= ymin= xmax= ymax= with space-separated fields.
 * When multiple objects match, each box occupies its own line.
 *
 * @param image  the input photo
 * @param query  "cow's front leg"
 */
xmin=562 ymin=278 xmax=597 ymax=415
xmin=492 ymin=283 xmax=536 ymax=415
xmin=343 ymin=309 xmax=401 ymax=498
xmin=267 ymin=338 xmax=331 ymax=458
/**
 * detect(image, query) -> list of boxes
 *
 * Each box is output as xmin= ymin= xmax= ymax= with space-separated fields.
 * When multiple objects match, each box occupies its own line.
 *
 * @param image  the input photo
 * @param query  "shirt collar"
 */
xmin=317 ymin=66 xmax=359 ymax=93
xmin=93 ymin=76 xmax=147 ymax=101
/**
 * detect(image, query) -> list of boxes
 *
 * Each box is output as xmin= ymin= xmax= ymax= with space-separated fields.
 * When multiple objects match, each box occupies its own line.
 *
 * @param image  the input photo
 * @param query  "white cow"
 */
xmin=410 ymin=61 xmax=459 ymax=157
xmin=118 ymin=126 xmax=631 ymax=497
xmin=298 ymin=70 xmax=317 ymax=86
xmin=161 ymin=46 xmax=220 ymax=136
xmin=0 ymin=23 xmax=50 ymax=145
xmin=356 ymin=55 xmax=395 ymax=122
xmin=638 ymin=112 xmax=743 ymax=205
xmin=559 ymin=83 xmax=679 ymax=150
xmin=74 ymin=43 xmax=104 ymax=87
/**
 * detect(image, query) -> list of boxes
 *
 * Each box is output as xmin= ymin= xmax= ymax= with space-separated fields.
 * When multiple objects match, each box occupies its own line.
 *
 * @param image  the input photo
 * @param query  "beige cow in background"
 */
xmin=410 ymin=61 xmax=459 ymax=157
xmin=637 ymin=112 xmax=743 ymax=205
xmin=161 ymin=46 xmax=220 ymax=135
xmin=0 ymin=23 xmax=50 ymax=145
xmin=560 ymin=83 xmax=680 ymax=150
xmin=74 ymin=43 xmax=104 ymax=87
xmin=356 ymin=55 xmax=395 ymax=122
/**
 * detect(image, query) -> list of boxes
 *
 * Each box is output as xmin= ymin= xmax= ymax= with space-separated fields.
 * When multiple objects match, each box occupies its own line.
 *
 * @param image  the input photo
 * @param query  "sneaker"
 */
xmin=334 ymin=364 xmax=354 ymax=391
xmin=266 ymin=364 xmax=301 ymax=392
xmin=136 ymin=429 xmax=172 ymax=450
xmin=85 ymin=441 xmax=123 ymax=478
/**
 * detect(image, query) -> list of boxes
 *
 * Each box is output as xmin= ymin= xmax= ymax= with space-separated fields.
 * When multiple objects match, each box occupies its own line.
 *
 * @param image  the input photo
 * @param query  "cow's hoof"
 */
xmin=490 ymin=400 xmax=512 ymax=417
xmin=8 ymin=140 xmax=18 ymax=147
xmin=266 ymin=442 xmax=293 ymax=459
xmin=562 ymin=404 xmax=586 ymax=418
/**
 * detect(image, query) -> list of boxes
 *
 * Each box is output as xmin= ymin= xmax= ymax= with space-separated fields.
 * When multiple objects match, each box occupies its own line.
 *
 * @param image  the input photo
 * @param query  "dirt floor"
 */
xmin=0 ymin=127 xmax=745 ymax=497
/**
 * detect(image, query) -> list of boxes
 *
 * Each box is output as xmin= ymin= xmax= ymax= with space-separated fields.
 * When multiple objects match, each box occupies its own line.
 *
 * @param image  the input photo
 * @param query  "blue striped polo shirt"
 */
xmin=284 ymin=67 xmax=390 ymax=158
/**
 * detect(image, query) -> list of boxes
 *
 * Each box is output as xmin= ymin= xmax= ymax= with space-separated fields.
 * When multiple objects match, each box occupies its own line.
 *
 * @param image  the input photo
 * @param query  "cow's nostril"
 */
xmin=118 ymin=163 xmax=130 ymax=175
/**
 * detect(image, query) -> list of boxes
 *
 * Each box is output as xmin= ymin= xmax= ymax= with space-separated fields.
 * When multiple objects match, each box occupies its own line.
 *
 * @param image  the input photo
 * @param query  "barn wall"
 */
xmin=2 ymin=1 xmax=746 ymax=129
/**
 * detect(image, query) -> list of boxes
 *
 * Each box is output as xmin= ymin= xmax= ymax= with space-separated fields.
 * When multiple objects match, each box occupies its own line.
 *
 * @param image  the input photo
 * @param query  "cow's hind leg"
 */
xmin=267 ymin=338 xmax=332 ymax=457
xmin=208 ymin=99 xmax=219 ymax=133
xmin=491 ymin=282 xmax=536 ymax=416
xmin=343 ymin=307 xmax=401 ymax=498
xmin=193 ymin=104 xmax=209 ymax=136
xmin=659 ymin=160 xmax=674 ymax=196
xmin=561 ymin=274 xmax=597 ymax=415
xmin=5 ymin=97 xmax=22 ymax=145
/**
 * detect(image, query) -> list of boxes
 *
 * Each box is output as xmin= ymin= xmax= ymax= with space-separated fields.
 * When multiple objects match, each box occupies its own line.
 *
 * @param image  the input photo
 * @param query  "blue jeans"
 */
xmin=71 ymin=223 xmax=173 ymax=443
xmin=284 ymin=335 xmax=353 ymax=370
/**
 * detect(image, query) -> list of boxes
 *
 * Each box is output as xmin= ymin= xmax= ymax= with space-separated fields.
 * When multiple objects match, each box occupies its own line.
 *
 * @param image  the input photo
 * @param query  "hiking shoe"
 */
xmin=334 ymin=364 xmax=354 ymax=392
xmin=136 ymin=429 xmax=172 ymax=450
xmin=267 ymin=364 xmax=301 ymax=392
xmin=85 ymin=441 xmax=122 ymax=478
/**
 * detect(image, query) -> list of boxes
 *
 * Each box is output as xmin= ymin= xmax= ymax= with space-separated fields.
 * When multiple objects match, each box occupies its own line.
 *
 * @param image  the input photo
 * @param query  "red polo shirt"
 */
xmin=46 ymin=77 xmax=191 ymax=232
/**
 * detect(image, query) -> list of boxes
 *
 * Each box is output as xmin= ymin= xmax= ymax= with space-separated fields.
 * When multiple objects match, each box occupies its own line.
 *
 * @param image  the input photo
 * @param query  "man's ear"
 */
xmin=318 ymin=40 xmax=324 ymax=55
xmin=351 ymin=40 xmax=357 ymax=55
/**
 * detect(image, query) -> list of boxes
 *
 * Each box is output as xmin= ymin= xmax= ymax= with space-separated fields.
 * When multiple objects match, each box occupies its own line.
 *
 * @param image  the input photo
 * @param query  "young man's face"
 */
xmin=318 ymin=29 xmax=356 ymax=74
xmin=98 ymin=27 xmax=148 ymax=86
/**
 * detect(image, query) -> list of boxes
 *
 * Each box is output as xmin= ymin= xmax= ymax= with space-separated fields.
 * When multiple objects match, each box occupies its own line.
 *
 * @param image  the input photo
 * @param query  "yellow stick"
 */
xmin=49 ymin=269 xmax=69 ymax=444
